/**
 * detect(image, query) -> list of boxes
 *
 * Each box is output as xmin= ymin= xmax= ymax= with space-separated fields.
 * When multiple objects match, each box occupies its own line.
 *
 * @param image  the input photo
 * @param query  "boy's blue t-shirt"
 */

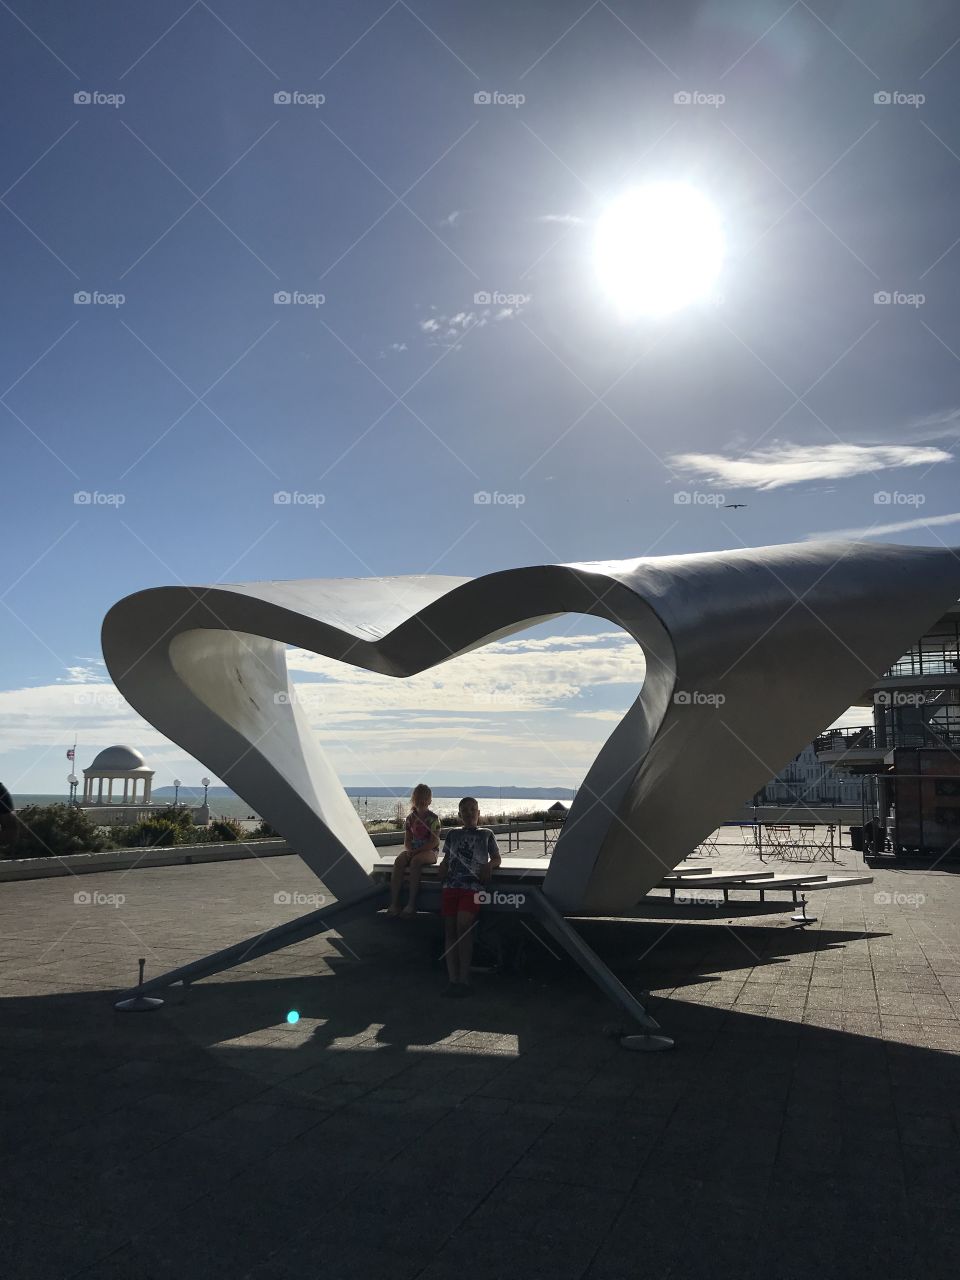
xmin=441 ymin=826 xmax=499 ymax=889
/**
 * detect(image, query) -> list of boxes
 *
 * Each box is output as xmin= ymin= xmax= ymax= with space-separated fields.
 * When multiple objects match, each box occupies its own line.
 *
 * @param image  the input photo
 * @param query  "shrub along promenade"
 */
xmin=0 ymin=803 xmax=562 ymax=882
xmin=8 ymin=802 xmax=561 ymax=861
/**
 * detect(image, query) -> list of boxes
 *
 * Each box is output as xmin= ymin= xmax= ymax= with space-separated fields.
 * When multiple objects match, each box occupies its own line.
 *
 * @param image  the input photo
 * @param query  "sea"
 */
xmin=14 ymin=793 xmax=568 ymax=829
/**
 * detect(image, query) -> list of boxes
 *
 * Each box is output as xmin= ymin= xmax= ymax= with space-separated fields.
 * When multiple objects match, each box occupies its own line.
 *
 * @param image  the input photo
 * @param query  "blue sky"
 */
xmin=3 ymin=0 xmax=960 ymax=794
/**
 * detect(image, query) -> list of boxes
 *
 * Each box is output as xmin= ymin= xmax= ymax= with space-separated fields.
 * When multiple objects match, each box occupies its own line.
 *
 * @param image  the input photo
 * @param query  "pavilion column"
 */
xmin=123 ymin=778 xmax=129 ymax=803
xmin=144 ymin=777 xmax=152 ymax=803
xmin=97 ymin=778 xmax=103 ymax=803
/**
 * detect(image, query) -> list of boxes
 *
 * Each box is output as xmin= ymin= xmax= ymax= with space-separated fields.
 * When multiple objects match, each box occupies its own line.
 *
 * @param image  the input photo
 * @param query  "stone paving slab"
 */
xmin=2 ymin=849 xmax=960 ymax=1278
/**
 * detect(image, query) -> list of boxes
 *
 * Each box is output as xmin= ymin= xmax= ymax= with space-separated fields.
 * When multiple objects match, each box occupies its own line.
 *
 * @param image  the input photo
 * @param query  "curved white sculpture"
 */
xmin=102 ymin=540 xmax=960 ymax=915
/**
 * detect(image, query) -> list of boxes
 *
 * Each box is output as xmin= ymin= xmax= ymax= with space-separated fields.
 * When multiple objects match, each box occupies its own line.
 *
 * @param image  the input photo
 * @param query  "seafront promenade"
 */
xmin=3 ymin=840 xmax=959 ymax=1278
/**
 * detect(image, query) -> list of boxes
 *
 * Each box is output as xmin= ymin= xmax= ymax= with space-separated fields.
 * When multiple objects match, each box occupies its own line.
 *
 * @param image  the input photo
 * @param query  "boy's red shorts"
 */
xmin=441 ymin=887 xmax=482 ymax=916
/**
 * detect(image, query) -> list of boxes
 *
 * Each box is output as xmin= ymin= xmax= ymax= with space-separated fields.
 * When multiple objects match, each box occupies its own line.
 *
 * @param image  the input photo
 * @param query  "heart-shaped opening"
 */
xmin=163 ymin=595 xmax=673 ymax=910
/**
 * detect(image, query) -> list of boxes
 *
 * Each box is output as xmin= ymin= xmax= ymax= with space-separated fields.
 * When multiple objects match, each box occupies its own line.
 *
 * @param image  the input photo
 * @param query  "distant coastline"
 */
xmin=152 ymin=784 xmax=577 ymax=800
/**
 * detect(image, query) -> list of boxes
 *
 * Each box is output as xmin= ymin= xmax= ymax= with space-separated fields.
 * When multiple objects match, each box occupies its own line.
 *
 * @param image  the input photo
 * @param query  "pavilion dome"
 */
xmin=88 ymin=745 xmax=147 ymax=771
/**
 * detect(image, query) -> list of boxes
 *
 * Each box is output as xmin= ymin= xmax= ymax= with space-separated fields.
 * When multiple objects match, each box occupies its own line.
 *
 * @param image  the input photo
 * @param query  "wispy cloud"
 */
xmin=906 ymin=406 xmax=960 ymax=441
xmin=417 ymin=300 xmax=525 ymax=349
xmin=438 ymin=210 xmax=463 ymax=227
xmin=59 ymin=661 xmax=106 ymax=684
xmin=671 ymin=443 xmax=952 ymax=490
xmin=536 ymin=213 xmax=585 ymax=226
xmin=806 ymin=511 xmax=960 ymax=541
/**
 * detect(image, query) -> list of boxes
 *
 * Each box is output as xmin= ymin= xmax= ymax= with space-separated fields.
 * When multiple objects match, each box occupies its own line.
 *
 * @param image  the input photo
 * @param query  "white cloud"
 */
xmin=806 ymin=511 xmax=960 ymax=541
xmin=827 ymin=706 xmax=874 ymax=730
xmin=419 ymin=318 xmax=441 ymax=333
xmin=286 ymin=632 xmax=645 ymax=718
xmin=670 ymin=443 xmax=952 ymax=490
xmin=60 ymin=662 xmax=106 ymax=684
xmin=439 ymin=210 xmax=462 ymax=227
xmin=0 ymin=634 xmax=646 ymax=787
xmin=536 ymin=213 xmax=584 ymax=225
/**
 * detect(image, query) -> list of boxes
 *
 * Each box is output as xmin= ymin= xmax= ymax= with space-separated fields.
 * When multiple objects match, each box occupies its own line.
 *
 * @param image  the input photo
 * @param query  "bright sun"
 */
xmin=595 ymin=183 xmax=725 ymax=318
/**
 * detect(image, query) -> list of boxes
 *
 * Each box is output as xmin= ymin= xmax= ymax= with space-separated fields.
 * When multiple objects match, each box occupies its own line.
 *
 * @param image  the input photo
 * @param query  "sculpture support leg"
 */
xmin=114 ymin=887 xmax=388 ymax=1000
xmin=526 ymin=890 xmax=672 ymax=1047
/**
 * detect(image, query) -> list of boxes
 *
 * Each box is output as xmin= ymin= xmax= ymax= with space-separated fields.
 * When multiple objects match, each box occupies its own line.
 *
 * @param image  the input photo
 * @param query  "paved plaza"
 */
xmin=3 ymin=837 xmax=960 ymax=1279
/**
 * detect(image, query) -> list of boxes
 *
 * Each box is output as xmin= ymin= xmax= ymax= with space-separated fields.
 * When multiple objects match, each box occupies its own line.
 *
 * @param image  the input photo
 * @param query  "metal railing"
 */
xmin=814 ymin=726 xmax=876 ymax=753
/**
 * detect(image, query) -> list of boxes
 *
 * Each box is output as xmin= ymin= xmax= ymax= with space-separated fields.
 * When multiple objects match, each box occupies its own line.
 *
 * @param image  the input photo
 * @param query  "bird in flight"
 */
xmin=724 ymin=503 xmax=747 ymax=509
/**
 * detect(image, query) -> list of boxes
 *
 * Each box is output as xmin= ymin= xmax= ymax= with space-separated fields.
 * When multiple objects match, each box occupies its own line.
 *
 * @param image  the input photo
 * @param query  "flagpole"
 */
xmin=67 ymin=738 xmax=78 ymax=805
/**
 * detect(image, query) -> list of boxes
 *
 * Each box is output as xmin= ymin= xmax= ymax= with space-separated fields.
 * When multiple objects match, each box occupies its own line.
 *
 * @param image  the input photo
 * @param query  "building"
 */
xmin=814 ymin=601 xmax=960 ymax=854
xmin=79 ymin=744 xmax=209 ymax=827
xmin=758 ymin=743 xmax=862 ymax=808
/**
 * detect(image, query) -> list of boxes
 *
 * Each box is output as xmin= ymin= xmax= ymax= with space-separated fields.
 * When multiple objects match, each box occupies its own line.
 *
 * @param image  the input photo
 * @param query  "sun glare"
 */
xmin=595 ymin=183 xmax=725 ymax=318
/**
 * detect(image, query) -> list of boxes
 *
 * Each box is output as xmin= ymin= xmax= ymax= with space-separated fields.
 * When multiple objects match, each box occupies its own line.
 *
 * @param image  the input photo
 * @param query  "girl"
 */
xmin=386 ymin=783 xmax=441 ymax=917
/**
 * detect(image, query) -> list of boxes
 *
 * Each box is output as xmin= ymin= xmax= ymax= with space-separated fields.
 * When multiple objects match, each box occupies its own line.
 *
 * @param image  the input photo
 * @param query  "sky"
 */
xmin=3 ymin=0 xmax=960 ymax=795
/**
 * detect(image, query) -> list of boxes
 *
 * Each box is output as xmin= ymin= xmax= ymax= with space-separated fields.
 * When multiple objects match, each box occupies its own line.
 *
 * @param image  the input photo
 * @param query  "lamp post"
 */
xmin=201 ymin=776 xmax=210 ymax=806
xmin=68 ymin=773 xmax=78 ymax=805
xmin=173 ymin=778 xmax=182 ymax=807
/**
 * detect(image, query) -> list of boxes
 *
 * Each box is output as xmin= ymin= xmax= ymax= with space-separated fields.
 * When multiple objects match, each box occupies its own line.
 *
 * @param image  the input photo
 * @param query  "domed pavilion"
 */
xmin=82 ymin=745 xmax=155 ymax=805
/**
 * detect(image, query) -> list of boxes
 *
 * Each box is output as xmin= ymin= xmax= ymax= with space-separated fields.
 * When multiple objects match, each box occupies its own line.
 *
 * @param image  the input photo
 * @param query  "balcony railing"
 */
xmin=814 ymin=727 xmax=877 ymax=753
xmin=883 ymin=624 xmax=960 ymax=679
xmin=816 ymin=724 xmax=960 ymax=754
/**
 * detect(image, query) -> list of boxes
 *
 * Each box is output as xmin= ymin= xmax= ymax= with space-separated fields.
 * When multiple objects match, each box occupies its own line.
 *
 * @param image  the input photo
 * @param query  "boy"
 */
xmin=436 ymin=796 xmax=500 ymax=996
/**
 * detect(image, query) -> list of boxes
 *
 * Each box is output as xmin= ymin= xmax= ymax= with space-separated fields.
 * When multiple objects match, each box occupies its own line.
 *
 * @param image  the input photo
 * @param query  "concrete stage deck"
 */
xmin=372 ymin=827 xmax=874 ymax=905
xmin=3 ymin=839 xmax=959 ymax=1279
